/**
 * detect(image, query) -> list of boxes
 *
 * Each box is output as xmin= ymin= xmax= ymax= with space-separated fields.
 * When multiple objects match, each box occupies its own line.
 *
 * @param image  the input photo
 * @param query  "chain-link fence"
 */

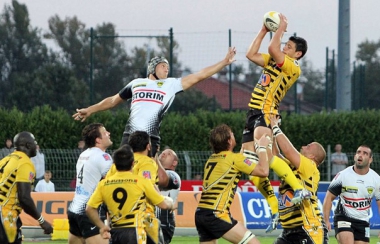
xmin=38 ymin=149 xmax=378 ymax=191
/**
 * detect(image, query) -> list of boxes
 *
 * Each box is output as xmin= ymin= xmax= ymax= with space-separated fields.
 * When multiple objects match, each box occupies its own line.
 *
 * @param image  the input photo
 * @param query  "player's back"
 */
xmin=89 ymin=171 xmax=165 ymax=228
xmin=68 ymin=147 xmax=112 ymax=214
xmin=198 ymin=151 xmax=249 ymax=212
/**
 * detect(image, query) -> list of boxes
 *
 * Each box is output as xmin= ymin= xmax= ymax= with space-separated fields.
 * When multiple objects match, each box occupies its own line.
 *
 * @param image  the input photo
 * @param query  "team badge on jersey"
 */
xmin=29 ymin=172 xmax=35 ymax=181
xmin=157 ymin=81 xmax=164 ymax=87
xmin=367 ymin=187 xmax=374 ymax=195
xmin=103 ymin=154 xmax=111 ymax=161
xmin=142 ymin=171 xmax=151 ymax=179
xmin=259 ymin=73 xmax=271 ymax=86
xmin=244 ymin=158 xmax=253 ymax=166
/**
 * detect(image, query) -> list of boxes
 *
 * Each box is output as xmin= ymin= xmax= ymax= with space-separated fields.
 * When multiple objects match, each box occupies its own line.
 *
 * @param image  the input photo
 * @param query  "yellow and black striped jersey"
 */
xmin=197 ymin=151 xmax=258 ymax=213
xmin=106 ymin=152 xmax=159 ymax=214
xmin=249 ymin=53 xmax=301 ymax=115
xmin=87 ymin=171 xmax=165 ymax=228
xmin=0 ymin=151 xmax=35 ymax=213
xmin=278 ymin=154 xmax=323 ymax=229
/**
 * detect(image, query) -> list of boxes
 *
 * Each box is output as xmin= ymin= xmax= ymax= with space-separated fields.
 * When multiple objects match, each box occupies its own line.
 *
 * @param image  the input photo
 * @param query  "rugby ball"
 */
xmin=263 ymin=11 xmax=280 ymax=32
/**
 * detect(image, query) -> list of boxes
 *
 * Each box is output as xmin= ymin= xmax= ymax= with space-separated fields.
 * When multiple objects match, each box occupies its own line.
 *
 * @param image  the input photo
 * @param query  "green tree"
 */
xmin=0 ymin=0 xmax=49 ymax=108
xmin=355 ymin=39 xmax=380 ymax=109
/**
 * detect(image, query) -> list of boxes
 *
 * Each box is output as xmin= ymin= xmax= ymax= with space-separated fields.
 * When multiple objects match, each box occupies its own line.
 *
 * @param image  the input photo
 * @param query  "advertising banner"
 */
xmin=21 ymin=191 xmax=380 ymax=229
xmin=181 ymin=180 xmax=280 ymax=192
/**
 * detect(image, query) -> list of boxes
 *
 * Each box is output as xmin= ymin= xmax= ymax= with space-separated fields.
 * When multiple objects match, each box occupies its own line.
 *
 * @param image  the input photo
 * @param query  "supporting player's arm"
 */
xmin=269 ymin=115 xmax=300 ymax=168
xmin=181 ymin=47 xmax=236 ymax=90
xmin=18 ymin=182 xmax=53 ymax=234
xmin=246 ymin=25 xmax=268 ymax=66
xmin=86 ymin=205 xmax=111 ymax=239
xmin=322 ymin=190 xmax=337 ymax=231
xmin=268 ymin=13 xmax=287 ymax=65
xmin=250 ymin=134 xmax=271 ymax=177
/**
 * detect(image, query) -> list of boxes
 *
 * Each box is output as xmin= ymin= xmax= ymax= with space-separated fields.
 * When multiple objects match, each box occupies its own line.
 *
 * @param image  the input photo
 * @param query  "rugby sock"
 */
xmin=250 ymin=176 xmax=278 ymax=214
xmin=270 ymin=156 xmax=303 ymax=190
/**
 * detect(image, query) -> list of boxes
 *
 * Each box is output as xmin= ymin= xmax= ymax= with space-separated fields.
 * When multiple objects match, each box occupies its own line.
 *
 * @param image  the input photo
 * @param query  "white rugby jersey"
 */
xmin=68 ymin=147 xmax=113 ymax=214
xmin=119 ymin=77 xmax=183 ymax=139
xmin=156 ymin=170 xmax=181 ymax=222
xmin=328 ymin=166 xmax=380 ymax=222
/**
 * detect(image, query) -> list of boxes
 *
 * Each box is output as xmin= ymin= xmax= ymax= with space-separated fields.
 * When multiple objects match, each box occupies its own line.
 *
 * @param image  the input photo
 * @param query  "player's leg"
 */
xmin=222 ymin=222 xmax=259 ymax=244
xmin=254 ymin=118 xmax=310 ymax=204
xmin=145 ymin=215 xmax=164 ymax=244
xmin=68 ymin=211 xmax=85 ymax=244
xmin=249 ymin=175 xmax=279 ymax=233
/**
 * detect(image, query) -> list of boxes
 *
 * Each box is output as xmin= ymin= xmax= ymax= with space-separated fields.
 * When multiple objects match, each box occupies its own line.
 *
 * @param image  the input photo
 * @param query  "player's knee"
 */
xmin=238 ymin=231 xmax=255 ymax=244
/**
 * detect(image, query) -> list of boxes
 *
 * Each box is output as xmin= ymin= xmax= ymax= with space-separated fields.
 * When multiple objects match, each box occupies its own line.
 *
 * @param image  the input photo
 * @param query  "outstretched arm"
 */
xmin=181 ymin=47 xmax=236 ymax=90
xmin=269 ymin=115 xmax=300 ymax=168
xmin=268 ymin=13 xmax=288 ymax=65
xmin=73 ymin=93 xmax=124 ymax=122
xmin=246 ymin=25 xmax=269 ymax=67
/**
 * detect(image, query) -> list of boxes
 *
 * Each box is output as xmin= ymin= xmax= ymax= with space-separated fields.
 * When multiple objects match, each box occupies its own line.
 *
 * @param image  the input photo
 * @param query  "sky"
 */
xmin=2 ymin=0 xmax=380 ymax=73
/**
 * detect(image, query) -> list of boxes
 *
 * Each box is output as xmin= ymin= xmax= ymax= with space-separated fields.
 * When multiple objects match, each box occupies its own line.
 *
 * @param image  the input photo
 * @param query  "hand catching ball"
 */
xmin=263 ymin=11 xmax=281 ymax=32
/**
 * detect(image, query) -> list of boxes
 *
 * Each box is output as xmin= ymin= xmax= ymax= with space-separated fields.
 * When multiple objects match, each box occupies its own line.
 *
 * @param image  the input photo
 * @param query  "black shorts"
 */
xmin=0 ymin=216 xmax=22 ymax=244
xmin=67 ymin=210 xmax=99 ymax=239
xmin=111 ymin=228 xmax=146 ymax=244
xmin=242 ymin=109 xmax=271 ymax=143
xmin=159 ymin=216 xmax=175 ymax=244
xmin=121 ymin=133 xmax=160 ymax=157
xmin=334 ymin=215 xmax=370 ymax=242
xmin=194 ymin=208 xmax=238 ymax=242
xmin=274 ymin=224 xmax=329 ymax=244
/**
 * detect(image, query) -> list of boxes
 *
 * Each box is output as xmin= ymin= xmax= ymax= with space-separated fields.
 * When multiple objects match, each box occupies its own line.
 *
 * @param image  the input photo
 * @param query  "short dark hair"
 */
xmin=82 ymin=123 xmax=104 ymax=148
xmin=113 ymin=145 xmax=134 ymax=171
xmin=128 ymin=131 xmax=150 ymax=153
xmin=209 ymin=124 xmax=232 ymax=154
xmin=289 ymin=36 xmax=307 ymax=59
xmin=358 ymin=144 xmax=373 ymax=158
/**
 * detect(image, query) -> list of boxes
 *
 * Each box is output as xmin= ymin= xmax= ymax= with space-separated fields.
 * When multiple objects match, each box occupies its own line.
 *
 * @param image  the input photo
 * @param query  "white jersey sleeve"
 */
xmin=68 ymin=147 xmax=113 ymax=214
xmin=328 ymin=166 xmax=380 ymax=223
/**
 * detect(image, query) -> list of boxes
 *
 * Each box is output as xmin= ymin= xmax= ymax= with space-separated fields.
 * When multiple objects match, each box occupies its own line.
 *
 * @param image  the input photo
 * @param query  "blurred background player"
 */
xmin=241 ymin=13 xmax=309 ymax=232
xmin=86 ymin=144 xmax=174 ymax=244
xmin=156 ymin=148 xmax=181 ymax=244
xmin=34 ymin=170 xmax=55 ymax=192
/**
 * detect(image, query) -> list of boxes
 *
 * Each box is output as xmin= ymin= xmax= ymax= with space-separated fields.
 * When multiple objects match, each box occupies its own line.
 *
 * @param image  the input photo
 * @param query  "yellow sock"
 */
xmin=270 ymin=156 xmax=303 ymax=190
xmin=250 ymin=176 xmax=278 ymax=214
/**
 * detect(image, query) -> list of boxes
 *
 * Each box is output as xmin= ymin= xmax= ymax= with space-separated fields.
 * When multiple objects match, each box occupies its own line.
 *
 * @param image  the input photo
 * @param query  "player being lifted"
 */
xmin=241 ymin=13 xmax=309 ymax=233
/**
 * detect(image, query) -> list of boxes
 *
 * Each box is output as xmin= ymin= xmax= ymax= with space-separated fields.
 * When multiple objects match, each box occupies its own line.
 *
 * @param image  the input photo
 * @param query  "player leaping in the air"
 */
xmin=241 ymin=13 xmax=309 ymax=233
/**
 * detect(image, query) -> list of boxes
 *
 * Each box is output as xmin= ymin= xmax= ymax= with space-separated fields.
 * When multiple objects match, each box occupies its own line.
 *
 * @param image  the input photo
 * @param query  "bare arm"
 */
xmin=269 ymin=115 xmax=301 ymax=168
xmin=250 ymin=134 xmax=271 ymax=177
xmin=181 ymin=47 xmax=236 ymax=90
xmin=268 ymin=13 xmax=288 ymax=65
xmin=322 ymin=191 xmax=337 ymax=231
xmin=73 ymin=94 xmax=124 ymax=122
xmin=86 ymin=205 xmax=111 ymax=239
xmin=18 ymin=182 xmax=53 ymax=234
xmin=155 ymin=154 xmax=169 ymax=188
xmin=246 ymin=26 xmax=268 ymax=67
xmin=156 ymin=196 xmax=174 ymax=210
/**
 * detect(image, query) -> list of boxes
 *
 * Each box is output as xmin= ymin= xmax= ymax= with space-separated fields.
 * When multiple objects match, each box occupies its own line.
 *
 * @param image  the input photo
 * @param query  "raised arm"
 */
xmin=73 ymin=93 xmax=124 ymax=122
xmin=269 ymin=115 xmax=301 ymax=168
xmin=181 ymin=47 xmax=236 ymax=90
xmin=246 ymin=25 xmax=269 ymax=67
xmin=250 ymin=134 xmax=271 ymax=177
xmin=268 ymin=13 xmax=288 ymax=65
